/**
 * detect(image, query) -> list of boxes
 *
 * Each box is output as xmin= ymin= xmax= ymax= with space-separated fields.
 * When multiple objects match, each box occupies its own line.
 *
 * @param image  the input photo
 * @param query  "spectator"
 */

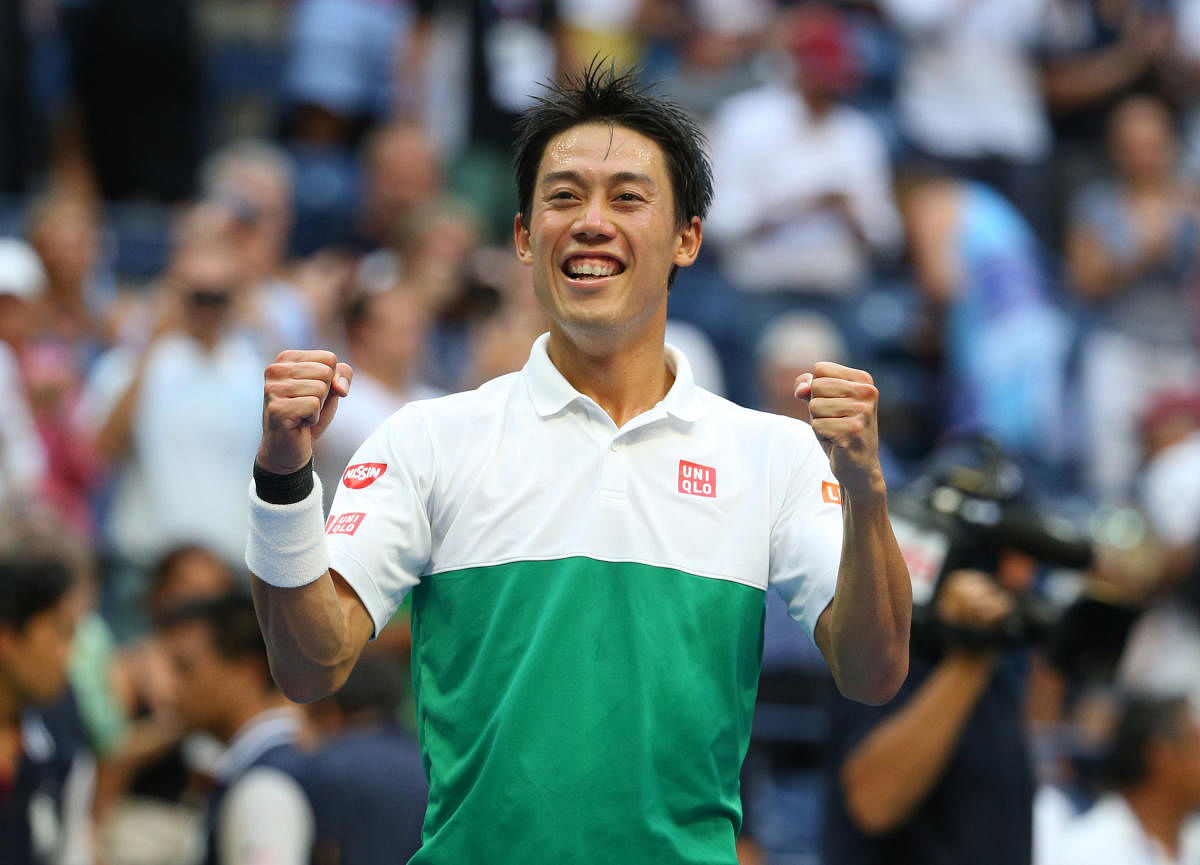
xmin=0 ymin=238 xmax=48 ymax=509
xmin=200 ymin=140 xmax=317 ymax=356
xmin=825 ymin=561 xmax=1038 ymax=865
xmin=315 ymin=286 xmax=441 ymax=503
xmin=79 ymin=217 xmax=263 ymax=628
xmin=900 ymin=173 xmax=1072 ymax=465
xmin=1040 ymin=0 xmax=1174 ymax=236
xmin=706 ymin=4 xmax=902 ymax=302
xmin=158 ymin=594 xmax=310 ymax=865
xmin=876 ymin=0 xmax=1052 ymax=231
xmin=283 ymin=0 xmax=429 ymax=149
xmin=1054 ymin=694 xmax=1200 ymax=864
xmin=1137 ymin=391 xmax=1200 ymax=585
xmin=0 ymin=548 xmax=93 ymax=865
xmin=358 ymin=122 xmax=442 ymax=253
xmin=1066 ymin=94 xmax=1200 ymax=503
xmin=25 ymin=191 xmax=113 ymax=367
xmin=300 ymin=654 xmax=427 ymax=865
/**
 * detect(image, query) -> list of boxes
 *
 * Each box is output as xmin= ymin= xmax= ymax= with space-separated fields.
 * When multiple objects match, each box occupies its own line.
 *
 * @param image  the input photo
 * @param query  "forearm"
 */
xmin=840 ymin=652 xmax=995 ymax=834
xmin=1042 ymin=43 xmax=1148 ymax=111
xmin=824 ymin=491 xmax=912 ymax=704
xmin=250 ymin=570 xmax=368 ymax=703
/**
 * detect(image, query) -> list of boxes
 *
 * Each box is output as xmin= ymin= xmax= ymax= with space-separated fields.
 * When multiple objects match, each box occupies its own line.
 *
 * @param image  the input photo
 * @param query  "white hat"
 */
xmin=0 ymin=238 xmax=46 ymax=299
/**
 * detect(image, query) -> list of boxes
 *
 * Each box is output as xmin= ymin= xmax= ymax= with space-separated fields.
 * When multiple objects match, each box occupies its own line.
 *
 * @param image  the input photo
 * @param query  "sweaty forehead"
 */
xmin=538 ymin=123 xmax=665 ymax=181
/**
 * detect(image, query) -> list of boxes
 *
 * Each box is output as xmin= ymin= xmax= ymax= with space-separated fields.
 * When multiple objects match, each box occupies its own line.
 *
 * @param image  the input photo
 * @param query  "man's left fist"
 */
xmin=794 ymin=361 xmax=885 ymax=499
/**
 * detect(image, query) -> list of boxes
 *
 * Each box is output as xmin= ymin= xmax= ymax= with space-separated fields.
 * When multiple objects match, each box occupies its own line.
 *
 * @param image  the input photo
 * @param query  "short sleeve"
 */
xmin=325 ymin=403 xmax=436 ymax=637
xmin=768 ymin=422 xmax=844 ymax=639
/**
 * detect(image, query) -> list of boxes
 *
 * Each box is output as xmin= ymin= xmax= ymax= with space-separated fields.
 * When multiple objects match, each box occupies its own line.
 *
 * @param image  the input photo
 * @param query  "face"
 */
xmin=0 ymin=586 xmax=84 ymax=707
xmin=172 ymin=245 xmax=243 ymax=338
xmin=514 ymin=123 xmax=701 ymax=349
xmin=1110 ymin=99 xmax=1175 ymax=182
xmin=161 ymin=621 xmax=253 ymax=741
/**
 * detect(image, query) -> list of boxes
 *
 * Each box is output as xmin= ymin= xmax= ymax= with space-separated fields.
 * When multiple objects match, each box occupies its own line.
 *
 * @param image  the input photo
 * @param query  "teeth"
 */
xmin=566 ymin=260 xmax=619 ymax=277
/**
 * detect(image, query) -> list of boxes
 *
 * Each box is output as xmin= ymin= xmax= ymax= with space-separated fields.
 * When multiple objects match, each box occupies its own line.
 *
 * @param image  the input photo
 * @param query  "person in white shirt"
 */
xmin=706 ymin=4 xmax=902 ymax=299
xmin=1055 ymin=695 xmax=1200 ymax=865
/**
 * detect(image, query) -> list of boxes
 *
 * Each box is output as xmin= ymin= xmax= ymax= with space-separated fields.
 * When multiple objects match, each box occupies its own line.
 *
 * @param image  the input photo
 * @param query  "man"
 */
xmin=158 ymin=593 xmax=311 ymax=865
xmin=81 ymin=213 xmax=264 ymax=587
xmin=1055 ymin=695 xmax=1200 ymax=864
xmin=0 ymin=549 xmax=92 ymax=865
xmin=302 ymin=654 xmax=427 ymax=865
xmin=823 ymin=563 xmax=1037 ymax=865
xmin=246 ymin=65 xmax=911 ymax=864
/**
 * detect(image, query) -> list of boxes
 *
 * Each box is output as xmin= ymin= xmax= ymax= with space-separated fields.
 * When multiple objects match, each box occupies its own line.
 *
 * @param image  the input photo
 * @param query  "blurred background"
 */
xmin=3 ymin=0 xmax=1200 ymax=863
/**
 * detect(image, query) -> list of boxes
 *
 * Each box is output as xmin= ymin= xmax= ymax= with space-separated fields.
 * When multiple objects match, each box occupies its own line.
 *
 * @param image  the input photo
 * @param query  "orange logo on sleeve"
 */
xmin=821 ymin=481 xmax=842 ymax=505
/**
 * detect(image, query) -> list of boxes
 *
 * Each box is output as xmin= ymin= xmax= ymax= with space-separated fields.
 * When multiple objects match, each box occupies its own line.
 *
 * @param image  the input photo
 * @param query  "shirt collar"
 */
xmin=523 ymin=332 xmax=706 ymax=423
xmin=212 ymin=707 xmax=301 ymax=781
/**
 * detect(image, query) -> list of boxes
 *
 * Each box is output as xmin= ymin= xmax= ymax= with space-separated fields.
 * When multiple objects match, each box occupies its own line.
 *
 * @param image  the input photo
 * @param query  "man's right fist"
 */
xmin=257 ymin=350 xmax=353 ymax=474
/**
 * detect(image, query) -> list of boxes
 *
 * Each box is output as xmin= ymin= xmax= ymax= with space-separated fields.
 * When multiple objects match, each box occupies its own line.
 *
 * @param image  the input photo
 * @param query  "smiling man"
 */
xmin=245 ymin=64 xmax=911 ymax=864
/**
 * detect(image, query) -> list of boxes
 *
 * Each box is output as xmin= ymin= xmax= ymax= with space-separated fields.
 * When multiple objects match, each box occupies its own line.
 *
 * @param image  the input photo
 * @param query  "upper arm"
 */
xmin=330 ymin=567 xmax=377 ymax=651
xmin=769 ymin=424 xmax=844 ymax=639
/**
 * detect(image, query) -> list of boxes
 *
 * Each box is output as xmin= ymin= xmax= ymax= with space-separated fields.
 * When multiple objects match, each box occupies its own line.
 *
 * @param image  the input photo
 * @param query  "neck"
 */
xmin=801 ymin=87 xmax=832 ymax=119
xmin=1125 ymin=785 xmax=1187 ymax=858
xmin=354 ymin=353 xmax=411 ymax=397
xmin=219 ymin=692 xmax=288 ymax=745
xmin=546 ymin=322 xmax=673 ymax=428
xmin=1127 ymin=174 xmax=1170 ymax=196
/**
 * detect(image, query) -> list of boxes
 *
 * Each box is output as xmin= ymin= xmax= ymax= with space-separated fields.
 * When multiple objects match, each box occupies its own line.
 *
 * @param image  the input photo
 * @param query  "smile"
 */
xmin=561 ymin=255 xmax=625 ymax=281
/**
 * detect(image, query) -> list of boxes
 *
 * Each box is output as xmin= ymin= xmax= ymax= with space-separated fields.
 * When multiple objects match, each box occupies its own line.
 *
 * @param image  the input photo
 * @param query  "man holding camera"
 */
xmin=824 ymin=556 xmax=1037 ymax=865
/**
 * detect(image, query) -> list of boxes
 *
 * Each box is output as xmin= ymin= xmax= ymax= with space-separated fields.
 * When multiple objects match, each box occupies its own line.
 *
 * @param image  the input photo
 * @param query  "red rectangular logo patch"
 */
xmin=678 ymin=460 xmax=716 ymax=498
xmin=325 ymin=512 xmax=366 ymax=536
xmin=821 ymin=481 xmax=843 ymax=505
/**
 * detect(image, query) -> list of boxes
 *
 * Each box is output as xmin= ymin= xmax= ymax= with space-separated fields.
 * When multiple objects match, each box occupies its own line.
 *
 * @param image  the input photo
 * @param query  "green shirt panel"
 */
xmin=409 ymin=557 xmax=766 ymax=865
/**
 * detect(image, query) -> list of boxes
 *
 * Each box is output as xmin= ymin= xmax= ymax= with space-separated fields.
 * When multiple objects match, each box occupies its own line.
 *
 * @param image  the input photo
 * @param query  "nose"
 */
xmin=572 ymin=195 xmax=615 ymax=242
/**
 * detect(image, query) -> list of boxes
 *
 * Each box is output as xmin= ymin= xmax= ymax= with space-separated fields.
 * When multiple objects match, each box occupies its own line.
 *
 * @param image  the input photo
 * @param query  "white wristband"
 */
xmin=245 ymin=475 xmax=330 ymax=588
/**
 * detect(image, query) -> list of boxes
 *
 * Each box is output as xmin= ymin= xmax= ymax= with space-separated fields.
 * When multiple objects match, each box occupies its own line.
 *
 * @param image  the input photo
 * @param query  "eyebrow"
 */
xmin=540 ymin=170 xmax=657 ymax=189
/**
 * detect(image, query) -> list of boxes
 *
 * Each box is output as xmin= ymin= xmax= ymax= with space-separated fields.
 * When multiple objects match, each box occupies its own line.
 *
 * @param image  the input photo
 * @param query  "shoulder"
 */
xmin=697 ymin=392 xmax=824 ymax=463
xmin=1055 ymin=796 xmax=1140 ymax=864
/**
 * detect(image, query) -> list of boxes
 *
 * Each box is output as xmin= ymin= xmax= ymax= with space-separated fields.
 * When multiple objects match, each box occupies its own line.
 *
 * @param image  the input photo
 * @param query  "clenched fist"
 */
xmin=257 ymin=350 xmax=353 ymax=474
xmin=793 ymin=361 xmax=884 ymax=499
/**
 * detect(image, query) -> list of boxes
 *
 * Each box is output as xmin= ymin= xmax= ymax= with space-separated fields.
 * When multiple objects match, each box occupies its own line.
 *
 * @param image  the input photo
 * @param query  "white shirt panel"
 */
xmin=326 ymin=335 xmax=842 ymax=638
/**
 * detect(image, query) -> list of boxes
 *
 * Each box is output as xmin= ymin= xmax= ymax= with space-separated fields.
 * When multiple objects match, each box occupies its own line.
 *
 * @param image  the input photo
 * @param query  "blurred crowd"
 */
xmin=3 ymin=0 xmax=1200 ymax=863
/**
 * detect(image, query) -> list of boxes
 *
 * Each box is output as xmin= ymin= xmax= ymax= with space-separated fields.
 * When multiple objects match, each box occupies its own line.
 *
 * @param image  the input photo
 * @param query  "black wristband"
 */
xmin=253 ymin=458 xmax=315 ymax=505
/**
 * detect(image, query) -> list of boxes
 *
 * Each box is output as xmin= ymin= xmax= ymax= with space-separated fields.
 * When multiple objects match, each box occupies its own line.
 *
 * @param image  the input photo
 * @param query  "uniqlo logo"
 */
xmin=822 ymin=481 xmax=842 ymax=505
xmin=678 ymin=460 xmax=716 ymax=498
xmin=325 ymin=512 xmax=366 ymax=536
xmin=342 ymin=462 xmax=387 ymax=489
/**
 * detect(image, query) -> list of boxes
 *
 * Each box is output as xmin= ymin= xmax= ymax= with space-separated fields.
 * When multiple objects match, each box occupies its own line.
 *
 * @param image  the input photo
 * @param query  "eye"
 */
xmin=616 ymin=192 xmax=643 ymax=202
xmin=548 ymin=190 xmax=576 ymax=201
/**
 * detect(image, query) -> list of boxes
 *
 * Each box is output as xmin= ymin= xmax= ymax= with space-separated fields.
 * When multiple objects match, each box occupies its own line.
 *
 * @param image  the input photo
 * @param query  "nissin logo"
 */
xmin=678 ymin=460 xmax=716 ymax=498
xmin=342 ymin=463 xmax=387 ymax=489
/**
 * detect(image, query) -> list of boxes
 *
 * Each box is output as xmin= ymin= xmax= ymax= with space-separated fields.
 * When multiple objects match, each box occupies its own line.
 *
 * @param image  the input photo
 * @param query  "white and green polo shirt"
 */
xmin=325 ymin=333 xmax=843 ymax=865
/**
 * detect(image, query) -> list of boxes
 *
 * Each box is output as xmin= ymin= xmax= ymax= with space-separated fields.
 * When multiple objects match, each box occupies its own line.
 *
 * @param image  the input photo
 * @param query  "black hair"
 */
xmin=0 ymin=556 xmax=76 ymax=632
xmin=1100 ymin=694 xmax=1189 ymax=789
xmin=333 ymin=654 xmax=403 ymax=721
xmin=157 ymin=592 xmax=270 ymax=682
xmin=513 ymin=60 xmax=713 ymax=233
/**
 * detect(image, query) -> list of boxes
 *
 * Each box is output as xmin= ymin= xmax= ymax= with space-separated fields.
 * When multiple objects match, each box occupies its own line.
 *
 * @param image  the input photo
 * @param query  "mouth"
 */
xmin=560 ymin=254 xmax=625 ymax=283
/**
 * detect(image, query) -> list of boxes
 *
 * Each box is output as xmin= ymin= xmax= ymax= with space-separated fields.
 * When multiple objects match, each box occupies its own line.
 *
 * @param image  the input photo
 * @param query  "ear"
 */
xmin=672 ymin=216 xmax=703 ymax=269
xmin=513 ymin=213 xmax=533 ymax=265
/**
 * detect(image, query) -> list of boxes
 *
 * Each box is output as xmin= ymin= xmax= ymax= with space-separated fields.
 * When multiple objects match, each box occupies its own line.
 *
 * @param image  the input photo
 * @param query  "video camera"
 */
xmin=889 ymin=438 xmax=1095 ymax=649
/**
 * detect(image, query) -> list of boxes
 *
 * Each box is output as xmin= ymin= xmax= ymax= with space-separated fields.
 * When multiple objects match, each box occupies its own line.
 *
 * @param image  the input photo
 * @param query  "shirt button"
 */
xmin=610 ymin=442 xmax=619 ymax=453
